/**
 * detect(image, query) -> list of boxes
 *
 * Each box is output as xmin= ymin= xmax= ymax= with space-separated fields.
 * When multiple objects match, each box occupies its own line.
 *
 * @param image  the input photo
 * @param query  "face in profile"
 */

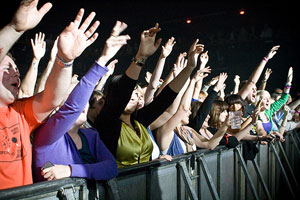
xmin=228 ymin=103 xmax=243 ymax=112
xmin=124 ymin=89 xmax=139 ymax=114
xmin=219 ymin=110 xmax=228 ymax=123
xmin=0 ymin=55 xmax=20 ymax=105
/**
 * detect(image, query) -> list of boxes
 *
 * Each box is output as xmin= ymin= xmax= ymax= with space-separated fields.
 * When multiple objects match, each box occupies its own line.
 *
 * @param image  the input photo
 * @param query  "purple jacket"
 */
xmin=32 ymin=61 xmax=118 ymax=182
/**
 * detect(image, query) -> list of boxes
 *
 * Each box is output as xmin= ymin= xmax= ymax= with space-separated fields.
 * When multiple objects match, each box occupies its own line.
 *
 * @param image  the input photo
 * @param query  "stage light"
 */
xmin=239 ymin=9 xmax=245 ymax=15
xmin=186 ymin=19 xmax=192 ymax=24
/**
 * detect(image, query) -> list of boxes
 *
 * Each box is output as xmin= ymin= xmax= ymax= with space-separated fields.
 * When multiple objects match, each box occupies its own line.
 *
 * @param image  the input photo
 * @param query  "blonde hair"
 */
xmin=255 ymin=90 xmax=271 ymax=106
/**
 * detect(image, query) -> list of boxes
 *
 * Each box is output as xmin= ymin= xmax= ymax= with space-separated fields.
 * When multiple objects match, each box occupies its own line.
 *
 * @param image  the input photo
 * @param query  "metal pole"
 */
xmin=251 ymin=159 xmax=272 ymax=200
xmin=276 ymin=140 xmax=300 ymax=191
xmin=198 ymin=155 xmax=220 ymax=200
xmin=177 ymin=161 xmax=198 ymax=200
xmin=269 ymin=142 xmax=296 ymax=200
xmin=234 ymin=147 xmax=260 ymax=200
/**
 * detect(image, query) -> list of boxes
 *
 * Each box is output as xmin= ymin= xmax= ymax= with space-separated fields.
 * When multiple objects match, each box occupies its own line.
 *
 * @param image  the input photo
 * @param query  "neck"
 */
xmin=68 ymin=123 xmax=81 ymax=136
xmin=120 ymin=113 xmax=132 ymax=127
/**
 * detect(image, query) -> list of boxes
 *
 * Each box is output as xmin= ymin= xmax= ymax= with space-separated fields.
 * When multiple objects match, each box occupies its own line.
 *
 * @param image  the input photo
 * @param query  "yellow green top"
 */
xmin=116 ymin=120 xmax=153 ymax=168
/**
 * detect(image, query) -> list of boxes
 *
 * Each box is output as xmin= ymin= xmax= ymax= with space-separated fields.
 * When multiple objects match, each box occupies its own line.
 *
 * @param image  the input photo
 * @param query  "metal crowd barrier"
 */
xmin=0 ymin=129 xmax=299 ymax=200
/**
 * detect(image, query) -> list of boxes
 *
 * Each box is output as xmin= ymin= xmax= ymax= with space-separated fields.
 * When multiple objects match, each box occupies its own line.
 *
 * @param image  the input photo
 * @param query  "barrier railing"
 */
xmin=0 ymin=129 xmax=299 ymax=200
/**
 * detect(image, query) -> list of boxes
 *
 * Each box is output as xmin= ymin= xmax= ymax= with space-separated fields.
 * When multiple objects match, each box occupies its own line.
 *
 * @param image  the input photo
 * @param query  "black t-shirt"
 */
xmin=207 ymin=127 xmax=239 ymax=148
xmin=244 ymin=104 xmax=255 ymax=118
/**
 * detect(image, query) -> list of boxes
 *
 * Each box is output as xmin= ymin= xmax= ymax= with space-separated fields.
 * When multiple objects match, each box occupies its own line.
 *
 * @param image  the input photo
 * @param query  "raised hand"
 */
xmin=263 ymin=68 xmax=272 ymax=81
xmin=161 ymin=37 xmax=176 ymax=58
xmin=192 ymin=66 xmax=211 ymax=82
xmin=234 ymin=75 xmax=240 ymax=85
xmin=106 ymin=59 xmax=118 ymax=76
xmin=136 ymin=23 xmax=162 ymax=59
xmin=173 ymin=52 xmax=187 ymax=77
xmin=57 ymin=9 xmax=100 ymax=62
xmin=214 ymin=72 xmax=228 ymax=92
xmin=31 ymin=32 xmax=46 ymax=60
xmin=187 ymin=39 xmax=205 ymax=69
xmin=10 ymin=0 xmax=52 ymax=32
xmin=99 ymin=21 xmax=130 ymax=65
xmin=265 ymin=45 xmax=280 ymax=60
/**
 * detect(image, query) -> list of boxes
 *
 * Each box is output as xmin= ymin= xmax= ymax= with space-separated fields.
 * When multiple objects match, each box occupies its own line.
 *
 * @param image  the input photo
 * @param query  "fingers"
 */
xmin=79 ymin=11 xmax=96 ymax=32
xmin=111 ymin=21 xmax=128 ymax=36
xmin=73 ymin=8 xmax=85 ymax=29
xmin=38 ymin=2 xmax=53 ymax=17
xmin=84 ymin=20 xmax=100 ymax=39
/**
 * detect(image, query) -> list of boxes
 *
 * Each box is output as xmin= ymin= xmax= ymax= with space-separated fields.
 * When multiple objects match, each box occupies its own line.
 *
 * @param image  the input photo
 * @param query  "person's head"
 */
xmin=256 ymin=90 xmax=271 ymax=111
xmin=239 ymin=80 xmax=257 ymax=104
xmin=87 ymin=90 xmax=105 ymax=123
xmin=208 ymin=100 xmax=228 ymax=129
xmin=198 ymin=91 xmax=208 ymax=102
xmin=225 ymin=94 xmax=246 ymax=115
xmin=271 ymin=88 xmax=282 ymax=101
xmin=0 ymin=54 xmax=20 ymax=106
xmin=135 ymin=84 xmax=145 ymax=109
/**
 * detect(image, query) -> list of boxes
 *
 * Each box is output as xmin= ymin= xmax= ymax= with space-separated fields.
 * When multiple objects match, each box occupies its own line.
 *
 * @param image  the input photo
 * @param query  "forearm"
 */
xmin=168 ymin=66 xmax=194 ymax=93
xmin=279 ymin=112 xmax=289 ymax=135
xmin=70 ymin=159 xmax=118 ymax=180
xmin=0 ymin=24 xmax=23 ymax=62
xmin=193 ymin=81 xmax=203 ymax=99
xmin=233 ymin=83 xmax=240 ymax=94
xmin=156 ymin=69 xmax=174 ymax=96
xmin=94 ymin=74 xmax=109 ymax=92
xmin=19 ymin=58 xmax=40 ymax=98
xmin=258 ymin=80 xmax=267 ymax=91
xmin=232 ymin=124 xmax=253 ymax=141
xmin=125 ymin=55 xmax=146 ymax=80
xmin=206 ymin=125 xmax=228 ymax=150
xmin=35 ymin=58 xmax=55 ymax=94
xmin=144 ymin=56 xmax=166 ymax=104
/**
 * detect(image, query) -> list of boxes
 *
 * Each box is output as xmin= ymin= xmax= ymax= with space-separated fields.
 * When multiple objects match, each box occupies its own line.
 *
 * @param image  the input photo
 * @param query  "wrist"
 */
xmin=132 ymin=55 xmax=147 ymax=67
xmin=263 ymin=57 xmax=269 ymax=62
xmin=56 ymin=55 xmax=73 ymax=68
xmin=97 ymin=56 xmax=108 ymax=66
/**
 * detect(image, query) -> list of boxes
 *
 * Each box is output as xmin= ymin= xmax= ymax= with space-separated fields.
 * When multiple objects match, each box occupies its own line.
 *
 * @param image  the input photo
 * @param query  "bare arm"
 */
xmin=19 ymin=32 xmax=46 ymax=98
xmin=232 ymin=75 xmax=240 ymax=94
xmin=238 ymin=45 xmax=280 ymax=99
xmin=94 ymin=59 xmax=117 ymax=91
xmin=258 ymin=68 xmax=272 ymax=91
xmin=35 ymin=37 xmax=58 ymax=94
xmin=192 ymin=51 xmax=209 ymax=98
xmin=144 ymin=37 xmax=175 ymax=105
xmin=0 ymin=0 xmax=52 ymax=62
xmin=33 ymin=9 xmax=100 ymax=121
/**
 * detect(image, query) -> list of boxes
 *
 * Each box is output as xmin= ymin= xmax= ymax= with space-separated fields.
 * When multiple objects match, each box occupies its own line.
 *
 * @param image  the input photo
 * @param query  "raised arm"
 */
xmin=94 ymin=59 xmax=117 ymax=92
xmin=35 ymin=36 xmax=58 ymax=94
xmin=144 ymin=37 xmax=176 ymax=105
xmin=258 ymin=68 xmax=272 ymax=91
xmin=156 ymin=52 xmax=187 ymax=96
xmin=32 ymin=8 xmax=100 ymax=121
xmin=238 ymin=45 xmax=280 ymax=99
xmin=34 ymin=19 xmax=130 ymax=146
xmin=232 ymin=75 xmax=240 ymax=94
xmin=18 ymin=32 xmax=46 ymax=98
xmin=0 ymin=0 xmax=52 ymax=62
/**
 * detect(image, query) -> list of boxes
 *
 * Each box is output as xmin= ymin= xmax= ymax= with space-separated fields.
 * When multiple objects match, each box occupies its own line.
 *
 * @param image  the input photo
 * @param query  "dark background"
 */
xmin=2 ymin=0 xmax=299 ymax=97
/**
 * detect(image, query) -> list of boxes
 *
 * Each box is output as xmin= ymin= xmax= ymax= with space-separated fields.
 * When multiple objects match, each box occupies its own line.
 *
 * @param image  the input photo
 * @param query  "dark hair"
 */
xmin=225 ymin=94 xmax=247 ymax=115
xmin=208 ymin=100 xmax=228 ymax=129
xmin=190 ymin=101 xmax=203 ymax=122
xmin=89 ymin=90 xmax=105 ymax=109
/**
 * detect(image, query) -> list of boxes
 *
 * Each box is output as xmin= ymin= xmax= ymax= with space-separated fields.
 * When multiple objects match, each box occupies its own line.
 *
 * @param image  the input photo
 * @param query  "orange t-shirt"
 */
xmin=0 ymin=97 xmax=42 ymax=190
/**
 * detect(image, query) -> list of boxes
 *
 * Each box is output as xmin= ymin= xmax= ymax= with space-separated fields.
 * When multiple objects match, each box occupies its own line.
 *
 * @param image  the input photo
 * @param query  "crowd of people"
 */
xmin=0 ymin=0 xmax=299 ymax=191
